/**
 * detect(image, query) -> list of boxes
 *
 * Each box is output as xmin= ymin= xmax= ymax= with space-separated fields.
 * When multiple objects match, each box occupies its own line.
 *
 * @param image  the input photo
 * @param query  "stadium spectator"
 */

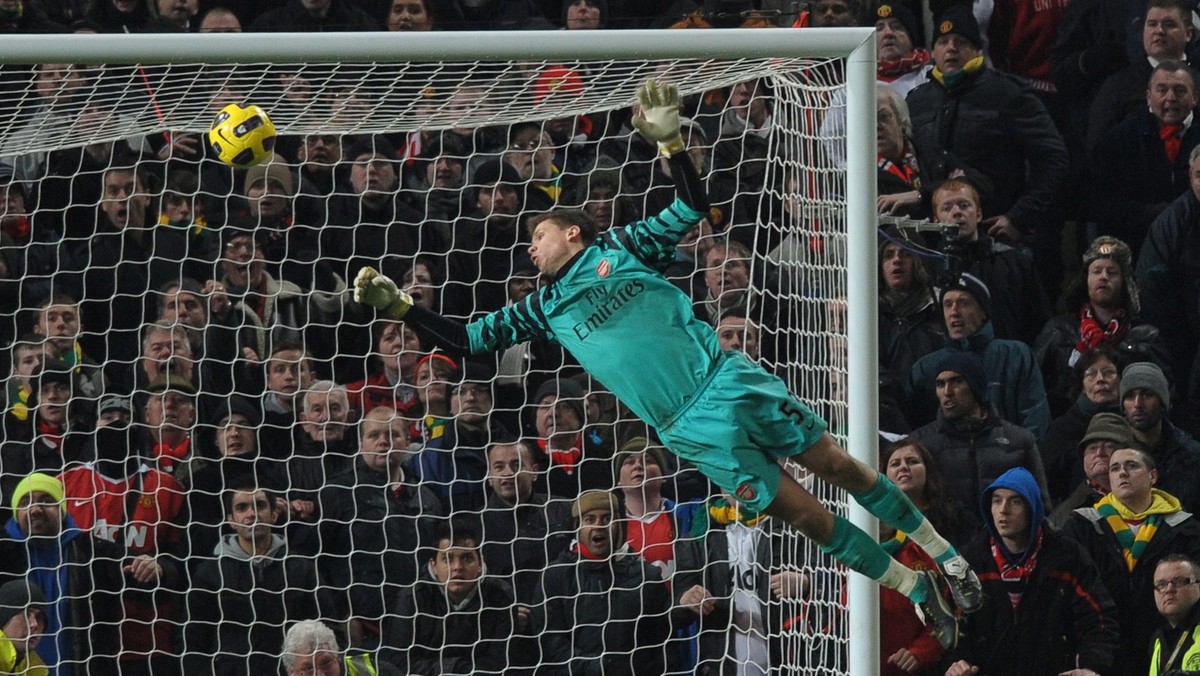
xmin=669 ymin=0 xmax=775 ymax=28
xmin=1138 ymin=146 xmax=1200 ymax=407
xmin=529 ymin=376 xmax=613 ymax=499
xmin=1034 ymin=237 xmax=1159 ymax=417
xmin=288 ymin=133 xmax=342 ymax=227
xmin=282 ymin=619 xmax=399 ymax=676
xmin=1087 ymin=0 xmax=1197 ymax=150
xmin=405 ymin=133 xmax=467 ymax=227
xmin=83 ymin=0 xmax=177 ymax=32
xmin=286 ymin=380 xmax=356 ymax=550
xmin=614 ymin=436 xmax=704 ymax=579
xmin=480 ymin=440 xmax=572 ymax=606
xmin=139 ymin=373 xmax=199 ymax=481
xmin=155 ymin=0 xmax=197 ymax=30
xmin=1148 ymin=555 xmax=1200 ymax=674
xmin=503 ymin=122 xmax=563 ymax=213
xmin=60 ymin=404 xmax=186 ymax=675
xmin=698 ymin=238 xmax=759 ymax=326
xmin=134 ymin=322 xmax=196 ymax=399
xmin=0 ymin=580 xmax=48 ymax=675
xmin=875 ymin=3 xmax=929 ymax=99
xmin=257 ymin=341 xmax=314 ymax=457
xmin=382 ymin=518 xmax=516 ymax=674
xmin=381 ymin=0 xmax=454 ymax=30
xmin=320 ymin=406 xmax=440 ymax=650
xmin=155 ymin=277 xmax=266 ymax=397
xmin=1089 ymin=61 xmax=1200 ymax=255
xmin=946 ymin=467 xmax=1119 ymax=676
xmin=1048 ymin=412 xmax=1137 ymax=527
xmin=28 ymin=292 xmax=104 ymax=398
xmin=333 ymin=137 xmax=437 ymax=284
xmin=3 ymin=334 xmax=43 ymax=430
xmin=1064 ymin=447 xmax=1200 ymax=676
xmin=906 ymin=6 xmax=1069 ymax=291
xmin=0 ymin=473 xmax=176 ymax=675
xmin=672 ymin=487 xmax=807 ymax=675
xmin=233 ymin=157 xmax=318 ymax=288
xmin=1041 ymin=348 xmax=1125 ymax=495
xmin=909 ymin=352 xmax=1050 ymax=512
xmin=409 ymin=352 xmax=456 ymax=445
xmin=345 ymin=318 xmax=422 ymax=417
xmin=0 ymin=0 xmax=64 ymax=32
xmin=196 ymin=6 xmax=240 ymax=31
xmin=562 ymin=0 xmax=605 ymax=28
xmin=564 ymin=157 xmax=638 ymax=233
xmin=398 ymin=256 xmax=450 ymax=323
xmin=715 ymin=309 xmax=761 ymax=362
xmin=445 ymin=159 xmax=527 ymax=316
xmin=216 ymin=224 xmax=309 ymax=342
xmin=907 ymin=273 xmax=1052 ymax=438
xmin=537 ymin=490 xmax=674 ymax=675
xmin=185 ymin=478 xmax=340 ymax=676
xmin=928 ymin=178 xmax=1051 ymax=345
xmin=875 ymin=86 xmax=927 ymax=218
xmin=1050 ymin=0 xmax=1131 ymax=151
xmin=1118 ymin=362 xmax=1200 ymax=512
xmin=453 ymin=0 xmax=548 ymax=29
xmin=875 ymin=440 xmax=962 ymax=675
xmin=878 ymin=233 xmax=942 ymax=425
xmin=185 ymin=396 xmax=279 ymax=566
xmin=0 ymin=358 xmax=90 ymax=511
xmin=411 ymin=361 xmax=512 ymax=513
xmin=250 ymin=0 xmax=380 ymax=31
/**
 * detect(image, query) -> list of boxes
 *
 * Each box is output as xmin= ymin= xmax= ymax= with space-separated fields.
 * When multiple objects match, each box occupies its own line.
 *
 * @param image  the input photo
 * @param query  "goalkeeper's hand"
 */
xmin=353 ymin=266 xmax=414 ymax=317
xmin=633 ymin=78 xmax=684 ymax=156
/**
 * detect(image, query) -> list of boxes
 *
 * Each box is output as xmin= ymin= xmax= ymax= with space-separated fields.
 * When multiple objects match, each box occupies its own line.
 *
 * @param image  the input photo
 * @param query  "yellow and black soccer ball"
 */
xmin=208 ymin=103 xmax=276 ymax=168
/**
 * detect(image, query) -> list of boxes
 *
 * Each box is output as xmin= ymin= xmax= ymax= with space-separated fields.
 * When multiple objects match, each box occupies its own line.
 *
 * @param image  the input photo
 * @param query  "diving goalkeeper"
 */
xmin=354 ymin=80 xmax=980 ymax=648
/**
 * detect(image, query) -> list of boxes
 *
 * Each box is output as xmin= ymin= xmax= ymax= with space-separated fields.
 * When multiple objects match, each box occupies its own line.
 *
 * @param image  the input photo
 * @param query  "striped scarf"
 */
xmin=1094 ymin=490 xmax=1181 ymax=571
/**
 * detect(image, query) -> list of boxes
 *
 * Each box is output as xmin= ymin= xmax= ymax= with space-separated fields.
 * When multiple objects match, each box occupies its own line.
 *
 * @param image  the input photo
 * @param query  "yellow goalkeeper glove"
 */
xmin=632 ymin=78 xmax=685 ymax=157
xmin=353 ymin=266 xmax=414 ymax=318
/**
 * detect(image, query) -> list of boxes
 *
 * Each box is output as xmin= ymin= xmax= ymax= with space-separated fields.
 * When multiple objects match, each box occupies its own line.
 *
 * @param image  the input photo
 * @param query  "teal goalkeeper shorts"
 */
xmin=659 ymin=351 xmax=828 ymax=513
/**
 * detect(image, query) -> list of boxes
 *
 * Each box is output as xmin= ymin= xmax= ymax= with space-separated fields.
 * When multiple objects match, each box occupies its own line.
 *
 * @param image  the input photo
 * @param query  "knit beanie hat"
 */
xmin=572 ymin=489 xmax=618 ymax=520
xmin=934 ymin=4 xmax=982 ymax=48
xmin=875 ymin=1 xmax=919 ymax=44
xmin=9 ymin=472 xmax=65 ymax=513
xmin=534 ymin=378 xmax=586 ymax=422
xmin=1078 ymin=412 xmax=1139 ymax=452
xmin=934 ymin=352 xmax=989 ymax=404
xmin=0 ymin=580 xmax=46 ymax=629
xmin=940 ymin=272 xmax=992 ymax=320
xmin=1119 ymin=361 xmax=1170 ymax=409
xmin=613 ymin=436 xmax=669 ymax=478
xmin=1081 ymin=236 xmax=1140 ymax=316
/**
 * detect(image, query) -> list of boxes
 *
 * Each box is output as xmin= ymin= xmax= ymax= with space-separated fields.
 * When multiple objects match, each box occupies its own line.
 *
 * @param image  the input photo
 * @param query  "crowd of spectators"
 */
xmin=3 ymin=0 xmax=1200 ymax=674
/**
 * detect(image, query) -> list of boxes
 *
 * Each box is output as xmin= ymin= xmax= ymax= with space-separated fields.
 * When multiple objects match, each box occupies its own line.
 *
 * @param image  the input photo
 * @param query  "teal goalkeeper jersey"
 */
xmin=466 ymin=199 xmax=722 ymax=428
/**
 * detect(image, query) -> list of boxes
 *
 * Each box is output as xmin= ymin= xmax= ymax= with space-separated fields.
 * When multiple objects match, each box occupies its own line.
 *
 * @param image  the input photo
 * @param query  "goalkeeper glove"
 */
xmin=633 ymin=78 xmax=685 ymax=157
xmin=353 ymin=266 xmax=414 ymax=318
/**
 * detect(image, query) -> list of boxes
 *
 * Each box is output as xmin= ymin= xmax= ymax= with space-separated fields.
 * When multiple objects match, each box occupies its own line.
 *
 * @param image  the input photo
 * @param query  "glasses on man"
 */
xmin=1153 ymin=577 xmax=1198 ymax=592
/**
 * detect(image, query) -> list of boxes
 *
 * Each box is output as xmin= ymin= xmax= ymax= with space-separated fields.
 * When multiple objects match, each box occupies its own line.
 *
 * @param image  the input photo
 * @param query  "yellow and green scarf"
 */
xmin=931 ymin=55 xmax=985 ymax=91
xmin=1095 ymin=490 xmax=1182 ymax=571
xmin=708 ymin=497 xmax=765 ymax=529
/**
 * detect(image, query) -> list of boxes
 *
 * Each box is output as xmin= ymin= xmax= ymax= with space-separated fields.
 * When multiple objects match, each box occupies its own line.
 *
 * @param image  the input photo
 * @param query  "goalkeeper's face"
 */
xmin=529 ymin=219 xmax=584 ymax=276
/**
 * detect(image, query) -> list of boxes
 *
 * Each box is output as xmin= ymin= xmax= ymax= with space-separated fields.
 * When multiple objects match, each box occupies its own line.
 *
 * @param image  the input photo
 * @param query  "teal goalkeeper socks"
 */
xmin=819 ymin=514 xmax=927 ymax=602
xmin=853 ymin=472 xmax=954 ymax=563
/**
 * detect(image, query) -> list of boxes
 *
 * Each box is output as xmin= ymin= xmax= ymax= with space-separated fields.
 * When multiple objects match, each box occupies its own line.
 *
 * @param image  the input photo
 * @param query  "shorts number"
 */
xmin=779 ymin=401 xmax=806 ymax=425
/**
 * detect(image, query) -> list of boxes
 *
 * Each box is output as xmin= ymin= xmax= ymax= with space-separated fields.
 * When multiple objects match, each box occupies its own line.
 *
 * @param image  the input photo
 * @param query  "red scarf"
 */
xmin=878 ymin=154 xmax=922 ymax=190
xmin=990 ymin=528 xmax=1043 ymax=611
xmin=38 ymin=421 xmax=63 ymax=450
xmin=153 ymin=438 xmax=190 ymax=473
xmin=2 ymin=215 xmax=30 ymax=242
xmin=1161 ymin=123 xmax=1184 ymax=163
xmin=1075 ymin=304 xmax=1128 ymax=356
xmin=877 ymin=49 xmax=931 ymax=81
xmin=573 ymin=540 xmax=603 ymax=560
xmin=538 ymin=436 xmax=582 ymax=474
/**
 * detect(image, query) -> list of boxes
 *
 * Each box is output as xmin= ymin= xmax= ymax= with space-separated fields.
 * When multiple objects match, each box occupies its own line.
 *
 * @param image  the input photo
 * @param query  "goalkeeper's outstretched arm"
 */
xmin=352 ymin=267 xmax=473 ymax=352
xmin=633 ymin=79 xmax=709 ymax=217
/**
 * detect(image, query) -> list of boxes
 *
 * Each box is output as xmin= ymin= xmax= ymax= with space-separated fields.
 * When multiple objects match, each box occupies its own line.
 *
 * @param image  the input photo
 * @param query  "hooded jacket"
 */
xmin=949 ymin=468 xmax=1118 ymax=674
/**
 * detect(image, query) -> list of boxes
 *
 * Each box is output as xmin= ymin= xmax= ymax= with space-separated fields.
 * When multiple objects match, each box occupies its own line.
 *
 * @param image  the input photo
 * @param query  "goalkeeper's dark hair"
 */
xmin=527 ymin=208 xmax=599 ymax=244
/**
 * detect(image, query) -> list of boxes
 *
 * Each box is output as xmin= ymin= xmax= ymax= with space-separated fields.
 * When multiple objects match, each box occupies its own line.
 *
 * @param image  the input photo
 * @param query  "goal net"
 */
xmin=0 ymin=28 xmax=877 ymax=676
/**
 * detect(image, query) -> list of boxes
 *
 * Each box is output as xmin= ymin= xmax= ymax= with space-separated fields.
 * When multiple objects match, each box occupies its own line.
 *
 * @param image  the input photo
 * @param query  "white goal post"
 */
xmin=1 ymin=27 xmax=879 ymax=675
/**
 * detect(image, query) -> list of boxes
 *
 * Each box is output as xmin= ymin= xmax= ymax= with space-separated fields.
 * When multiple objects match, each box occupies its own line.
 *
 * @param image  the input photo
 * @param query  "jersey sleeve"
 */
xmin=601 ymin=199 xmax=707 ymax=272
xmin=466 ymin=290 xmax=555 ymax=353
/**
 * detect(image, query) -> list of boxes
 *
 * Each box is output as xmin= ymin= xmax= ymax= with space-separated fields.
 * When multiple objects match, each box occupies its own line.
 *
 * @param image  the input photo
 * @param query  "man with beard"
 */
xmin=1119 ymin=362 xmax=1200 ymax=512
xmin=445 ymin=159 xmax=526 ymax=316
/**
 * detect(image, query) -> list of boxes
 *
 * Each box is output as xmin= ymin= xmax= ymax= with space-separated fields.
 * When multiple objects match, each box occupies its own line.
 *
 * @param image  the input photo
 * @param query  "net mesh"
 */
xmin=0 ymin=49 xmax=853 ymax=675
